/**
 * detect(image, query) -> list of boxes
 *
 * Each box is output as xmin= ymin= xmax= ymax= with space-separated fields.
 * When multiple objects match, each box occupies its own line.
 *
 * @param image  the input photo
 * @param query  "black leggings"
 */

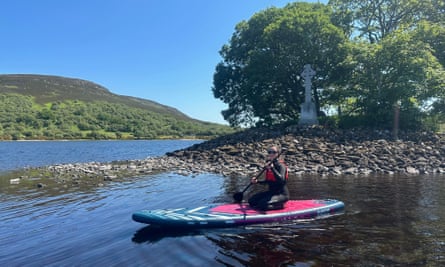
xmin=248 ymin=191 xmax=289 ymax=211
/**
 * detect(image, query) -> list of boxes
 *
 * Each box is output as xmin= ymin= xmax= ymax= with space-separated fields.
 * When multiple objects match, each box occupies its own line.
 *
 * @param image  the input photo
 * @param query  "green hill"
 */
xmin=0 ymin=74 xmax=233 ymax=140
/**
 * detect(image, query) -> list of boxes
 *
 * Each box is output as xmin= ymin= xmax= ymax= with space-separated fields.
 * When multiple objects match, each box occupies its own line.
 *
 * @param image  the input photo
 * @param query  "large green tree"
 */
xmin=327 ymin=0 xmax=445 ymax=129
xmin=213 ymin=2 xmax=348 ymax=127
xmin=326 ymin=28 xmax=445 ymax=128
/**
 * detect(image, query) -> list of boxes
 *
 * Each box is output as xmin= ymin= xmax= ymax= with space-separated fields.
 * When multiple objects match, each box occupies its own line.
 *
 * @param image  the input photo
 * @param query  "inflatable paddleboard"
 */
xmin=132 ymin=199 xmax=344 ymax=228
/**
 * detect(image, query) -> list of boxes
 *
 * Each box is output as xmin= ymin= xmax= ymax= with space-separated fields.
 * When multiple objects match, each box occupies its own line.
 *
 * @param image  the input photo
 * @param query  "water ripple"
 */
xmin=1 ymin=173 xmax=445 ymax=266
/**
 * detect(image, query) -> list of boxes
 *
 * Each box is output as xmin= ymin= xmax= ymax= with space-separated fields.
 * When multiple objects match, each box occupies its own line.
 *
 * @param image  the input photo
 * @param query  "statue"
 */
xmin=299 ymin=64 xmax=318 ymax=125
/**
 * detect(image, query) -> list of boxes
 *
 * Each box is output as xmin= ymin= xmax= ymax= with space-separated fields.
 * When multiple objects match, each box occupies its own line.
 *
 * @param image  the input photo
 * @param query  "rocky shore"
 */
xmin=167 ymin=126 xmax=445 ymax=176
xmin=6 ymin=126 xmax=445 ymax=189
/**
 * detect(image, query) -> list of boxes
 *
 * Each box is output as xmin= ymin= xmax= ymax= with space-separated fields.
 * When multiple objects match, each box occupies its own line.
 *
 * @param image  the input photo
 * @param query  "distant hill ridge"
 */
xmin=0 ymin=74 xmax=190 ymax=120
xmin=0 ymin=74 xmax=233 ymax=140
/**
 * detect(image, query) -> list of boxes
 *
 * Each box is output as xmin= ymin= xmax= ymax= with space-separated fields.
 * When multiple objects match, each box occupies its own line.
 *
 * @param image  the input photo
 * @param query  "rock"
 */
xmin=10 ymin=178 xmax=20 ymax=185
xmin=340 ymin=160 xmax=354 ymax=168
xmin=406 ymin=166 xmax=419 ymax=175
xmin=348 ymin=155 xmax=362 ymax=162
xmin=324 ymin=159 xmax=336 ymax=167
xmin=344 ymin=167 xmax=358 ymax=175
xmin=37 ymin=183 xmax=46 ymax=188
xmin=104 ymin=175 xmax=117 ymax=181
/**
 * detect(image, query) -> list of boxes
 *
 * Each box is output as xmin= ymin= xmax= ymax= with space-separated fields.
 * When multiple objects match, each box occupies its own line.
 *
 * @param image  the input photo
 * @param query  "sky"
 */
xmin=0 ymin=0 xmax=325 ymax=124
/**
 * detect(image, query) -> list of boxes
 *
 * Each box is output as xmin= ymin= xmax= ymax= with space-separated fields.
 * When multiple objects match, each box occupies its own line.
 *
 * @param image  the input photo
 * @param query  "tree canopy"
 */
xmin=213 ymin=2 xmax=348 ymax=127
xmin=213 ymin=1 xmax=445 ymax=130
xmin=327 ymin=29 xmax=445 ymax=128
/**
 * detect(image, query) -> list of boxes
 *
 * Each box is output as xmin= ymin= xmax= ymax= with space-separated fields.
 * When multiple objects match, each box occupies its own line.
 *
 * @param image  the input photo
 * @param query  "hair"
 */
xmin=268 ymin=145 xmax=280 ymax=153
xmin=268 ymin=146 xmax=284 ymax=161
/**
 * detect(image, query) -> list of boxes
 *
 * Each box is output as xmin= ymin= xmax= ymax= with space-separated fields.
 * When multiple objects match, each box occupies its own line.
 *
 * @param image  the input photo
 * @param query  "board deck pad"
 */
xmin=210 ymin=200 xmax=325 ymax=215
xmin=133 ymin=199 xmax=344 ymax=229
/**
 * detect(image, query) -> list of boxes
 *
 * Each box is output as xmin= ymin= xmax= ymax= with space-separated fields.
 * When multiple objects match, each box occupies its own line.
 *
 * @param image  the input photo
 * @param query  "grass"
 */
xmin=0 ymin=74 xmax=235 ymax=140
xmin=0 ymin=74 xmax=191 ymax=120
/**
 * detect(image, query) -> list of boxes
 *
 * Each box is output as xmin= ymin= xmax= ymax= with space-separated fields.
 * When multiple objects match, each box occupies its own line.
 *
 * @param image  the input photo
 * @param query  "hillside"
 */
xmin=0 ymin=74 xmax=233 ymax=140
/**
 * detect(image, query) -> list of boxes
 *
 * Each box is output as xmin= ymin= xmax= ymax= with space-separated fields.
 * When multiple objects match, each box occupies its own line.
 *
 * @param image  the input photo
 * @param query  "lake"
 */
xmin=0 ymin=140 xmax=200 ymax=171
xmin=0 ymin=141 xmax=444 ymax=266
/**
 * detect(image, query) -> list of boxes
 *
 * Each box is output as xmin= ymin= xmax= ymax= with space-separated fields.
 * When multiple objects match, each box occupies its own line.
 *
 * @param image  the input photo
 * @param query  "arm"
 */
xmin=252 ymin=160 xmax=286 ymax=184
xmin=270 ymin=159 xmax=286 ymax=183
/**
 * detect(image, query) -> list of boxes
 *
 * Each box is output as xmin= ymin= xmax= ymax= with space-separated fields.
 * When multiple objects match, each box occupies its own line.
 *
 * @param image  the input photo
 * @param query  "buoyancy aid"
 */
xmin=265 ymin=160 xmax=289 ymax=182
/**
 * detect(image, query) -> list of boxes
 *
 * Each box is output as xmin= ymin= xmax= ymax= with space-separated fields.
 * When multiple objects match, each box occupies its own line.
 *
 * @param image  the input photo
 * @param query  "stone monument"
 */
xmin=299 ymin=64 xmax=318 ymax=125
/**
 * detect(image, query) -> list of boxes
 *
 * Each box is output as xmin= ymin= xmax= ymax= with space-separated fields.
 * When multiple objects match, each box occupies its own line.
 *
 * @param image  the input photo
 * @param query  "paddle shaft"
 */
xmin=239 ymin=168 xmax=266 ymax=194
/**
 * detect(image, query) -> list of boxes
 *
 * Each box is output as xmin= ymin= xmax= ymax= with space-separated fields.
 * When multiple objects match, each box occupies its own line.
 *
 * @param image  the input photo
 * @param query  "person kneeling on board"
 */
xmin=248 ymin=146 xmax=289 ymax=211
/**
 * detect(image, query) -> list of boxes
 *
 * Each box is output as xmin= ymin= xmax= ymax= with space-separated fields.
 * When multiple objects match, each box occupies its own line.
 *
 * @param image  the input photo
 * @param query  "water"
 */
xmin=0 ymin=140 xmax=199 ymax=171
xmin=1 ymin=141 xmax=445 ymax=266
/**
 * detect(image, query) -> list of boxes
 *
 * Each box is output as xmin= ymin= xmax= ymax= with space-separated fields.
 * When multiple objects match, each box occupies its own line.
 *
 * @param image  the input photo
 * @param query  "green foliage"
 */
xmin=328 ymin=0 xmax=443 ymax=42
xmin=213 ymin=2 xmax=348 ymax=127
xmin=413 ymin=21 xmax=445 ymax=67
xmin=0 ymin=94 xmax=234 ymax=140
xmin=0 ymin=74 xmax=193 ymax=121
xmin=213 ymin=1 xmax=445 ymax=131
xmin=325 ymin=0 xmax=445 ymax=130
xmin=327 ymin=29 xmax=445 ymax=129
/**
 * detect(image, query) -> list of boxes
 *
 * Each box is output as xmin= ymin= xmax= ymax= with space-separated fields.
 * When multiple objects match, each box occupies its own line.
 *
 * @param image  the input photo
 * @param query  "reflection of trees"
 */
xmin=220 ymin=173 xmax=432 ymax=265
xmin=301 ymin=174 xmax=429 ymax=264
xmin=138 ymin=173 xmax=444 ymax=265
xmin=207 ymin=222 xmax=356 ymax=266
xmin=414 ymin=174 xmax=445 ymax=263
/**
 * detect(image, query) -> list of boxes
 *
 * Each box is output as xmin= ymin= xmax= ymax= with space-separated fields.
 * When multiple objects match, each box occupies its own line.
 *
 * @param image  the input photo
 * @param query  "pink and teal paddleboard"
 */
xmin=132 ymin=199 xmax=344 ymax=228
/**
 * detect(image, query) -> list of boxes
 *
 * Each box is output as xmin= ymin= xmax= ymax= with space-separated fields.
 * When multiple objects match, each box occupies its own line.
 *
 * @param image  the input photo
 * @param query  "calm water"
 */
xmin=0 ymin=140 xmax=199 ymax=171
xmin=1 ymin=141 xmax=444 ymax=266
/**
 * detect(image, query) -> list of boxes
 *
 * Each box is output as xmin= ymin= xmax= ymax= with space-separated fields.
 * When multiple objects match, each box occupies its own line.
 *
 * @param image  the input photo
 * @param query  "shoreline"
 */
xmin=0 ymin=138 xmax=206 ymax=142
xmin=3 ymin=126 xmax=445 ymax=190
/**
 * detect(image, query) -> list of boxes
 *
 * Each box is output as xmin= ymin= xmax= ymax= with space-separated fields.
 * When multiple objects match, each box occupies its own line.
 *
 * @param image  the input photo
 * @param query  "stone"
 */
xmin=10 ymin=178 xmax=20 ymax=185
xmin=344 ymin=167 xmax=358 ymax=175
xmin=324 ymin=159 xmax=336 ymax=167
xmin=406 ymin=166 xmax=419 ymax=175
xmin=104 ymin=175 xmax=117 ymax=181
xmin=299 ymin=64 xmax=318 ymax=125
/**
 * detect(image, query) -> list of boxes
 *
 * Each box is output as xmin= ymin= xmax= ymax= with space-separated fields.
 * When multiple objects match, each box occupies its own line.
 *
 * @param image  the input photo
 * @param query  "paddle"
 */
xmin=233 ymin=150 xmax=284 ymax=203
xmin=232 ymin=168 xmax=266 ymax=203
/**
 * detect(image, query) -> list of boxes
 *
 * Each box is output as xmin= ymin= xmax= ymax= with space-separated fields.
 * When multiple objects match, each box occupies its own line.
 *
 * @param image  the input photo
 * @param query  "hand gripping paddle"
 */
xmin=232 ymin=150 xmax=284 ymax=203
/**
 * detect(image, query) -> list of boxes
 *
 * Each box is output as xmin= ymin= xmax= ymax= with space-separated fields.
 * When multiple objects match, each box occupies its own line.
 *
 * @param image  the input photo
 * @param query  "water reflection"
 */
xmin=132 ymin=225 xmax=204 ymax=243
xmin=1 ymin=172 xmax=445 ymax=266
xmin=220 ymin=173 xmax=445 ymax=265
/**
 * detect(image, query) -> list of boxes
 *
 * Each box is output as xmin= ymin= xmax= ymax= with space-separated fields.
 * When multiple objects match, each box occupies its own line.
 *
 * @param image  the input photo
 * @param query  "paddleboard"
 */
xmin=132 ymin=199 xmax=344 ymax=228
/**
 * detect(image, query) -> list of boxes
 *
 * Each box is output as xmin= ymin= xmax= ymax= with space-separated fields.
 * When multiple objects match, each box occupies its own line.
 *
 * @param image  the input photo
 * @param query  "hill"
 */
xmin=0 ymin=74 xmax=233 ymax=140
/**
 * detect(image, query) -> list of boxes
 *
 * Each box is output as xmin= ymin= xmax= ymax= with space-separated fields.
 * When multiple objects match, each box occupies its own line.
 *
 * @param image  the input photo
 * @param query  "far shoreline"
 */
xmin=1 ymin=138 xmax=206 ymax=142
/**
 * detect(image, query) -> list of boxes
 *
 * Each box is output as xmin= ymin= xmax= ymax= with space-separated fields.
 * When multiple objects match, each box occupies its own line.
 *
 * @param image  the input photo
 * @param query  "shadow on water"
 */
xmin=132 ymin=225 xmax=204 ymax=244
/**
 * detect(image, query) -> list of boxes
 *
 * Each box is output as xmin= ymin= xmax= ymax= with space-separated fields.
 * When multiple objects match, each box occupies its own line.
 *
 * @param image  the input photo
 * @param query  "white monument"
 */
xmin=299 ymin=64 xmax=318 ymax=125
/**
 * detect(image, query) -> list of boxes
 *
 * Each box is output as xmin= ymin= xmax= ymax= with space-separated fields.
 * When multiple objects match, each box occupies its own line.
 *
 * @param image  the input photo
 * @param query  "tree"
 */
xmin=327 ymin=28 xmax=445 ymax=128
xmin=328 ymin=0 xmax=439 ymax=43
xmin=421 ymin=0 xmax=445 ymax=24
xmin=413 ymin=21 xmax=445 ymax=67
xmin=213 ymin=2 xmax=348 ymax=127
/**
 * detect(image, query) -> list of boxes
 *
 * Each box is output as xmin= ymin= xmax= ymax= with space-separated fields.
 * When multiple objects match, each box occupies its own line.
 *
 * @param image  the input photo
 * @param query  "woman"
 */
xmin=248 ymin=146 xmax=289 ymax=210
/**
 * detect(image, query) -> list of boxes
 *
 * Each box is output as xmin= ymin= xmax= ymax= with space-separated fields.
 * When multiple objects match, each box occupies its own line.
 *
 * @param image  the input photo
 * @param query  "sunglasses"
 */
xmin=267 ymin=150 xmax=278 ymax=154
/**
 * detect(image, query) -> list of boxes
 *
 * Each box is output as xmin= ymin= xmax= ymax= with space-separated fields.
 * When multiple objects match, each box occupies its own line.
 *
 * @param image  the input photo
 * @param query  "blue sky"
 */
xmin=0 ymin=0 xmax=325 ymax=124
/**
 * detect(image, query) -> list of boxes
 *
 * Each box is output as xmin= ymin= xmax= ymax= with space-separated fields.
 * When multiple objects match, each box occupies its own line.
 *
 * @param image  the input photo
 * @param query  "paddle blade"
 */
xmin=233 ymin=192 xmax=244 ymax=203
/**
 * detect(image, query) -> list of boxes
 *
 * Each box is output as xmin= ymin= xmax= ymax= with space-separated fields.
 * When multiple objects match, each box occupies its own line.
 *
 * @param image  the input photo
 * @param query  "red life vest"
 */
xmin=265 ymin=160 xmax=289 ymax=182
